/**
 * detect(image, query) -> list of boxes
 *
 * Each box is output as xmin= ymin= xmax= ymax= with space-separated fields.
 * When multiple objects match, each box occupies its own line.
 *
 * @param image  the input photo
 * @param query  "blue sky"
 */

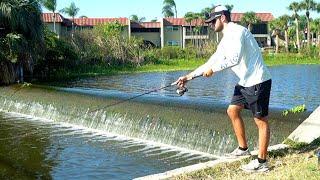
xmin=43 ymin=0 xmax=320 ymax=20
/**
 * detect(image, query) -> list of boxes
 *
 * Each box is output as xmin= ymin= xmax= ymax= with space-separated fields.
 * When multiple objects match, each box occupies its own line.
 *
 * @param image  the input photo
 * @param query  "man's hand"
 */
xmin=203 ymin=68 xmax=214 ymax=77
xmin=173 ymin=76 xmax=189 ymax=87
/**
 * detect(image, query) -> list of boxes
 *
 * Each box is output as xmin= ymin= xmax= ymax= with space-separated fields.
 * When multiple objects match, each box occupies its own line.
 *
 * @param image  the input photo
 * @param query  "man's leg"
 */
xmin=227 ymin=104 xmax=248 ymax=149
xmin=254 ymin=117 xmax=270 ymax=160
xmin=240 ymin=116 xmax=270 ymax=172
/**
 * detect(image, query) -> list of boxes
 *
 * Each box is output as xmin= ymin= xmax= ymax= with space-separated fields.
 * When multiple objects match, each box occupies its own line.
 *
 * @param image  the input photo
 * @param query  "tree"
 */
xmin=269 ymin=18 xmax=283 ymax=53
xmin=184 ymin=12 xmax=195 ymax=46
xmin=151 ymin=18 xmax=158 ymax=22
xmin=60 ymin=2 xmax=80 ymax=36
xmin=0 ymin=0 xmax=44 ymax=84
xmin=280 ymin=15 xmax=292 ymax=52
xmin=310 ymin=18 xmax=320 ymax=46
xmin=299 ymin=0 xmax=319 ymax=47
xmin=288 ymin=2 xmax=302 ymax=51
xmin=130 ymin=15 xmax=146 ymax=23
xmin=162 ymin=0 xmax=177 ymax=18
xmin=240 ymin=11 xmax=261 ymax=32
xmin=225 ymin=4 xmax=234 ymax=12
xmin=193 ymin=13 xmax=202 ymax=49
xmin=41 ymin=0 xmax=57 ymax=34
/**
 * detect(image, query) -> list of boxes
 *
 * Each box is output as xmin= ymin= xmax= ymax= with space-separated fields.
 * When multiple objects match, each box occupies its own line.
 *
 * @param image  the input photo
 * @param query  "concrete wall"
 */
xmin=45 ymin=22 xmax=63 ymax=36
xmin=163 ymin=26 xmax=183 ymax=47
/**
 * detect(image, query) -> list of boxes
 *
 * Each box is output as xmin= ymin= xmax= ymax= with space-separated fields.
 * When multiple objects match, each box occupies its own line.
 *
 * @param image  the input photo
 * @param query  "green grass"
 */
xmin=264 ymin=53 xmax=320 ymax=66
xmin=282 ymin=104 xmax=307 ymax=116
xmin=46 ymin=54 xmax=319 ymax=81
xmin=46 ymin=58 xmax=206 ymax=81
xmin=176 ymin=138 xmax=320 ymax=180
xmin=134 ymin=58 xmax=206 ymax=72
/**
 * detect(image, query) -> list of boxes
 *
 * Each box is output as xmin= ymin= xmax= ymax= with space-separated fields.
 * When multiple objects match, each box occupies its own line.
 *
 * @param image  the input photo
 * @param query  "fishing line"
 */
xmin=87 ymin=74 xmax=202 ymax=113
xmin=0 ymin=74 xmax=202 ymax=116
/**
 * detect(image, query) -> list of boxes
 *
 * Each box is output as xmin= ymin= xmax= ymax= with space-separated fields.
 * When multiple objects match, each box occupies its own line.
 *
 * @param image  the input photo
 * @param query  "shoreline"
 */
xmin=33 ymin=54 xmax=320 ymax=83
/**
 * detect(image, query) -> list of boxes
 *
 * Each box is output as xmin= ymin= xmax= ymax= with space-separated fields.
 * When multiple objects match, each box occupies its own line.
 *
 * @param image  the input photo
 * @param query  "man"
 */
xmin=174 ymin=5 xmax=272 ymax=172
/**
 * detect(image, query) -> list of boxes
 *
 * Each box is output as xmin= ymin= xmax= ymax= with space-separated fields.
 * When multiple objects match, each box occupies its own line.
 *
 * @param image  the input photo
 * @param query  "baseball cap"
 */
xmin=205 ymin=5 xmax=229 ymax=23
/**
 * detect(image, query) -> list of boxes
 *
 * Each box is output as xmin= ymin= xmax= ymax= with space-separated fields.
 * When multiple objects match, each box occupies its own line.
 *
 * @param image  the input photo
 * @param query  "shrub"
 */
xmin=33 ymin=28 xmax=78 ymax=79
xmin=300 ymin=46 xmax=320 ymax=58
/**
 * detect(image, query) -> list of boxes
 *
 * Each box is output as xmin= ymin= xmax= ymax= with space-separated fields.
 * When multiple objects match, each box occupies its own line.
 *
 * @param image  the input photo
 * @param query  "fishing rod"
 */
xmin=1 ymin=74 xmax=202 ymax=114
xmin=88 ymin=74 xmax=203 ymax=113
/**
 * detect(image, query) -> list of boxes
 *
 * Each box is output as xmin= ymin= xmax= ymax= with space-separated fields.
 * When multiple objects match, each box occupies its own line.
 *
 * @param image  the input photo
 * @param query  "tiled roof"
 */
xmin=43 ymin=13 xmax=129 ymax=26
xmin=42 ymin=12 xmax=273 ymax=28
xmin=131 ymin=22 xmax=161 ymax=28
xmin=231 ymin=13 xmax=274 ymax=22
xmin=73 ymin=17 xmax=129 ymax=26
xmin=164 ymin=13 xmax=273 ymax=26
xmin=42 ymin=13 xmax=65 ymax=23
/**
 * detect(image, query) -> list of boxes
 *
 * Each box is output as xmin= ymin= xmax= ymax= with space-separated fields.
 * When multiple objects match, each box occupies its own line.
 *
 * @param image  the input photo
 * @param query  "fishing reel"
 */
xmin=176 ymin=86 xmax=188 ymax=96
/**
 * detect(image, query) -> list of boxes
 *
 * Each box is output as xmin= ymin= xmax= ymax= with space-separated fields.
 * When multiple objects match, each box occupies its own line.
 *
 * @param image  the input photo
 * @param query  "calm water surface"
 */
xmin=66 ymin=65 xmax=320 ymax=111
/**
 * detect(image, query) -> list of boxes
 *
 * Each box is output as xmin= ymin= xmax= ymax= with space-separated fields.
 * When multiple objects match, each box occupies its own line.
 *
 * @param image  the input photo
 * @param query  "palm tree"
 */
xmin=288 ymin=2 xmax=302 ymax=51
xmin=299 ymin=0 xmax=319 ymax=47
xmin=60 ymin=2 xmax=80 ymax=36
xmin=240 ymin=11 xmax=261 ymax=32
xmin=193 ymin=13 xmax=202 ymax=49
xmin=41 ymin=0 xmax=57 ymax=34
xmin=184 ymin=12 xmax=195 ymax=46
xmin=279 ymin=15 xmax=291 ymax=52
xmin=0 ymin=0 xmax=43 ymax=84
xmin=269 ymin=18 xmax=283 ymax=53
xmin=162 ymin=0 xmax=177 ymax=18
xmin=225 ymin=4 xmax=234 ymax=12
xmin=162 ymin=5 xmax=174 ymax=18
xmin=310 ymin=18 xmax=320 ymax=46
xmin=130 ymin=15 xmax=146 ymax=23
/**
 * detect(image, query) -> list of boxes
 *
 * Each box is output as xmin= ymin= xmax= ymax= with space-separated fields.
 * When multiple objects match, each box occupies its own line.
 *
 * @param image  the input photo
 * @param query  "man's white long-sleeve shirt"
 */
xmin=193 ymin=22 xmax=271 ymax=87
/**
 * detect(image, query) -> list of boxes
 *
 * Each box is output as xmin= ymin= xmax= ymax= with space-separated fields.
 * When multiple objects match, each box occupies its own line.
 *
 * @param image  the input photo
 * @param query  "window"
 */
xmin=165 ymin=26 xmax=179 ymax=32
xmin=252 ymin=24 xmax=268 ymax=34
xmin=167 ymin=40 xmax=180 ymax=46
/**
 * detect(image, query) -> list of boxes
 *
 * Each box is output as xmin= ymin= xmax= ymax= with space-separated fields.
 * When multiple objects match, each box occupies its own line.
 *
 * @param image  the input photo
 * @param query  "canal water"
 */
xmin=0 ymin=65 xmax=318 ymax=179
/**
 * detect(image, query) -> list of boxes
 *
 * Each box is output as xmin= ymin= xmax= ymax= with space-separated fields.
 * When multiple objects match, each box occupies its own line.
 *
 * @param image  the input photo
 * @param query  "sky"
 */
xmin=43 ymin=0 xmax=320 ymax=20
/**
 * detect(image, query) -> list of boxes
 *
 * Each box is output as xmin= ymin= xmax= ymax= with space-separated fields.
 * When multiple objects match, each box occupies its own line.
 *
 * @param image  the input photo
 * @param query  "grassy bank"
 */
xmin=49 ymin=58 xmax=207 ymax=81
xmin=176 ymin=139 xmax=320 ymax=180
xmin=264 ymin=53 xmax=320 ymax=66
xmin=47 ymin=53 xmax=319 ymax=81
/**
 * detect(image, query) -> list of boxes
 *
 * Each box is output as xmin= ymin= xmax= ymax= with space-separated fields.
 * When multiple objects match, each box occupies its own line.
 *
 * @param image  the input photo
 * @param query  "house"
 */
xmin=161 ymin=18 xmax=209 ymax=48
xmin=231 ymin=13 xmax=274 ymax=47
xmin=42 ymin=13 xmax=72 ymax=36
xmin=42 ymin=12 xmax=274 ymax=48
xmin=42 ymin=13 xmax=130 ymax=37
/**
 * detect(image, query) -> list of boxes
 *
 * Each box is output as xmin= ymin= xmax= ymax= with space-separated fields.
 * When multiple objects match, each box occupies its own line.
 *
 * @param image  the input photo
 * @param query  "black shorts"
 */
xmin=231 ymin=79 xmax=272 ymax=118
